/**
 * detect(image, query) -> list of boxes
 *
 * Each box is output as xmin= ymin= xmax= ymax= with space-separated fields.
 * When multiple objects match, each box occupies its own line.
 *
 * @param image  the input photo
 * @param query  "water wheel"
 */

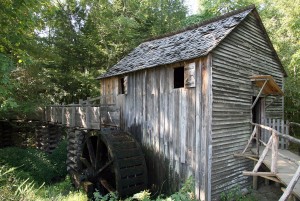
xmin=69 ymin=129 xmax=147 ymax=197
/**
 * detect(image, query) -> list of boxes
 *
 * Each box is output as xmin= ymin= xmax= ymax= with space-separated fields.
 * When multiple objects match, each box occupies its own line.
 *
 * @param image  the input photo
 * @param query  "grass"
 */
xmin=1 ymin=140 xmax=256 ymax=201
xmin=0 ymin=140 xmax=87 ymax=201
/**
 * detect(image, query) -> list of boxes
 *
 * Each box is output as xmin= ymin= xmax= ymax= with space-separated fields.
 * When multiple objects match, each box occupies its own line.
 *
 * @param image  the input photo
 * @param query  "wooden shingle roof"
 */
xmin=97 ymin=5 xmax=285 ymax=79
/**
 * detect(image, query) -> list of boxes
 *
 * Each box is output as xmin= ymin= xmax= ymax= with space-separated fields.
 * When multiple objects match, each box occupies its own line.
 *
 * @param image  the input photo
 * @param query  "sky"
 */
xmin=184 ymin=0 xmax=200 ymax=15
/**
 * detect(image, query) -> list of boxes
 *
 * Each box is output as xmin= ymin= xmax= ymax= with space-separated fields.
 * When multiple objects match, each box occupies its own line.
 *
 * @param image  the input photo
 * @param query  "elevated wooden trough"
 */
xmin=45 ymin=96 xmax=120 ymax=129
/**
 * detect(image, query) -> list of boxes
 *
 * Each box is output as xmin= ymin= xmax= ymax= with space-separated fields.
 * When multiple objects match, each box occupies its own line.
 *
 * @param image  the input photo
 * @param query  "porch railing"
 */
xmin=240 ymin=121 xmax=300 ymax=201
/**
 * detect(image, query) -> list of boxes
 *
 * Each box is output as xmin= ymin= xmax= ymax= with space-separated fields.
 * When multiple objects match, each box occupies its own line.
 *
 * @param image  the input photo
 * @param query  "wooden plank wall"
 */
xmin=101 ymin=57 xmax=212 ymax=200
xmin=210 ymin=12 xmax=284 ymax=199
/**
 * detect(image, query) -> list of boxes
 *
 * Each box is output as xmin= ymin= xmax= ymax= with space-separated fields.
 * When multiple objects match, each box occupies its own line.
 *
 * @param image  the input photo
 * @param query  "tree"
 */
xmin=37 ymin=0 xmax=188 ymax=104
xmin=0 ymin=0 xmax=189 ymax=117
xmin=0 ymin=0 xmax=52 ymax=117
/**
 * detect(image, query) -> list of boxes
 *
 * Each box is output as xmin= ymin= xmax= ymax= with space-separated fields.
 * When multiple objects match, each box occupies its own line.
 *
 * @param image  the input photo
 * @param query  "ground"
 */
xmin=252 ymin=183 xmax=283 ymax=201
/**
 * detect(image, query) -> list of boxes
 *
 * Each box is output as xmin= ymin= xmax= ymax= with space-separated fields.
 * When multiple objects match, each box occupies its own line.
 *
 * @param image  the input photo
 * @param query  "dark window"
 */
xmin=174 ymin=67 xmax=184 ymax=88
xmin=119 ymin=76 xmax=127 ymax=94
xmin=120 ymin=77 xmax=125 ymax=94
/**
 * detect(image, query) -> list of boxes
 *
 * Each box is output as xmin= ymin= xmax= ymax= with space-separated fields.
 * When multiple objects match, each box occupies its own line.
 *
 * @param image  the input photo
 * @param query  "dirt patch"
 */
xmin=251 ymin=183 xmax=283 ymax=201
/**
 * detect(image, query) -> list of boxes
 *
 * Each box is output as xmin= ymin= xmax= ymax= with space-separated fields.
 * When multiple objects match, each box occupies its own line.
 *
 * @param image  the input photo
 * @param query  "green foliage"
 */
xmin=93 ymin=177 xmax=195 ymax=201
xmin=0 ymin=140 xmax=86 ymax=201
xmin=0 ymin=0 xmax=188 ymax=118
xmin=131 ymin=190 xmax=151 ymax=200
xmin=94 ymin=191 xmax=119 ymax=201
xmin=36 ymin=176 xmax=87 ymax=201
xmin=220 ymin=186 xmax=256 ymax=201
xmin=0 ymin=140 xmax=68 ymax=184
xmin=49 ymin=139 xmax=68 ymax=178
xmin=0 ymin=164 xmax=86 ymax=201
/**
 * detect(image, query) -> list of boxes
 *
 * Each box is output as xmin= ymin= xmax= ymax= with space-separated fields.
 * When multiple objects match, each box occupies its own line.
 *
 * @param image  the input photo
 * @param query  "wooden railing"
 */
xmin=240 ymin=122 xmax=300 ymax=201
xmin=45 ymin=96 xmax=120 ymax=129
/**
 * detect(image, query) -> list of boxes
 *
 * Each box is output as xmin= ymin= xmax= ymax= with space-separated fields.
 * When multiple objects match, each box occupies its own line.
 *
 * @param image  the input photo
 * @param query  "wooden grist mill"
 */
xmin=44 ymin=5 xmax=300 ymax=201
xmin=45 ymin=101 xmax=148 ymax=197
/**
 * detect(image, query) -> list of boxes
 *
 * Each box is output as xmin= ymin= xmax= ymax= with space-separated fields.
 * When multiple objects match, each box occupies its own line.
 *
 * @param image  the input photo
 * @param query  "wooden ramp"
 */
xmin=252 ymin=147 xmax=300 ymax=199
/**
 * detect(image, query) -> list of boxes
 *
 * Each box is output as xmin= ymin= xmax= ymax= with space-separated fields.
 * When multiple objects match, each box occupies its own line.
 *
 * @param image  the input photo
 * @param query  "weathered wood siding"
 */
xmin=210 ymin=12 xmax=284 ymax=199
xmin=101 ymin=57 xmax=212 ymax=200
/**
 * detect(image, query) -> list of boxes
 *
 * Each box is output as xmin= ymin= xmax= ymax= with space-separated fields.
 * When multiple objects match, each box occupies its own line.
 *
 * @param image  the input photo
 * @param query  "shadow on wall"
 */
xmin=128 ymin=123 xmax=182 ymax=196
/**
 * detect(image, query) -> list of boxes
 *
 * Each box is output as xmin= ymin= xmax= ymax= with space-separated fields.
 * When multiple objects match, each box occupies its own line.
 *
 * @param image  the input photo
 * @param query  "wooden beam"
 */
xmin=266 ymin=96 xmax=280 ymax=108
xmin=251 ymin=79 xmax=268 ymax=110
xmin=82 ymin=181 xmax=94 ymax=198
xmin=252 ymin=122 xmax=300 ymax=145
xmin=289 ymin=122 xmax=300 ymax=127
xmin=279 ymin=165 xmax=300 ymax=201
xmin=100 ymin=178 xmax=115 ymax=193
xmin=71 ymin=106 xmax=76 ymax=127
xmin=243 ymin=171 xmax=276 ymax=177
xmin=234 ymin=153 xmax=258 ymax=162
xmin=242 ymin=126 xmax=257 ymax=154
xmin=271 ymin=132 xmax=279 ymax=173
xmin=260 ymin=175 xmax=281 ymax=183
xmin=253 ymin=135 xmax=273 ymax=172
xmin=86 ymin=99 xmax=91 ymax=129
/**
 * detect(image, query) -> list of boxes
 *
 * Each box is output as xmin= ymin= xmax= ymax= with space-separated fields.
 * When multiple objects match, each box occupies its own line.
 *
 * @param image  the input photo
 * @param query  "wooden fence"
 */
xmin=261 ymin=118 xmax=289 ymax=149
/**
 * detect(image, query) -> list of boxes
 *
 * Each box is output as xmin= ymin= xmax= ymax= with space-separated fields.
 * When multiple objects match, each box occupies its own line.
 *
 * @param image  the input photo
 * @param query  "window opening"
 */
xmin=174 ymin=67 xmax=184 ymax=88
xmin=119 ymin=76 xmax=127 ymax=94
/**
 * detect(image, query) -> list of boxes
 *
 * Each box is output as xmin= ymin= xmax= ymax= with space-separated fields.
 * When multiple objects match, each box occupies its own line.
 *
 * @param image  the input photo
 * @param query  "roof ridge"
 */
xmin=144 ymin=4 xmax=256 ymax=42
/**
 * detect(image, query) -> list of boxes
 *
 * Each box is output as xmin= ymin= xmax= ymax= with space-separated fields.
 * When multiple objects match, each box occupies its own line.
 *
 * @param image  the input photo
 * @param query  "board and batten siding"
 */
xmin=100 ymin=57 xmax=212 ymax=201
xmin=210 ymin=12 xmax=284 ymax=199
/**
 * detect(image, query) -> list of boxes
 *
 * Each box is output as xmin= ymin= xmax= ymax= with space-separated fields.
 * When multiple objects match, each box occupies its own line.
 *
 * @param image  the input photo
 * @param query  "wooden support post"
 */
xmin=271 ymin=132 xmax=279 ymax=173
xmin=86 ymin=98 xmax=91 ymax=129
xmin=50 ymin=106 xmax=53 ymax=122
xmin=71 ymin=105 xmax=76 ymax=127
xmin=62 ymin=103 xmax=65 ymax=125
xmin=251 ymin=79 xmax=268 ymax=110
xmin=253 ymin=135 xmax=273 ymax=172
xmin=44 ymin=107 xmax=48 ymax=122
xmin=279 ymin=165 xmax=300 ymax=201
xmin=253 ymin=161 xmax=258 ymax=190
xmin=286 ymin=120 xmax=290 ymax=149
xmin=54 ymin=105 xmax=57 ymax=122
xmin=244 ymin=171 xmax=276 ymax=176
xmin=242 ymin=126 xmax=257 ymax=154
xmin=256 ymin=128 xmax=260 ymax=156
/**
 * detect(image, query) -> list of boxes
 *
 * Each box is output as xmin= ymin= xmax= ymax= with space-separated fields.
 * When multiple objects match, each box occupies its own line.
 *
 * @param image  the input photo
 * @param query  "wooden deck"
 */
xmin=252 ymin=147 xmax=300 ymax=199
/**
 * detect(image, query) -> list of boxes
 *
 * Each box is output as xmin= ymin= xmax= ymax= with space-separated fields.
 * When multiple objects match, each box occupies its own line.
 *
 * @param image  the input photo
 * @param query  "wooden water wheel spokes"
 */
xmin=81 ymin=134 xmax=116 ymax=193
xmin=77 ymin=130 xmax=148 ymax=197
